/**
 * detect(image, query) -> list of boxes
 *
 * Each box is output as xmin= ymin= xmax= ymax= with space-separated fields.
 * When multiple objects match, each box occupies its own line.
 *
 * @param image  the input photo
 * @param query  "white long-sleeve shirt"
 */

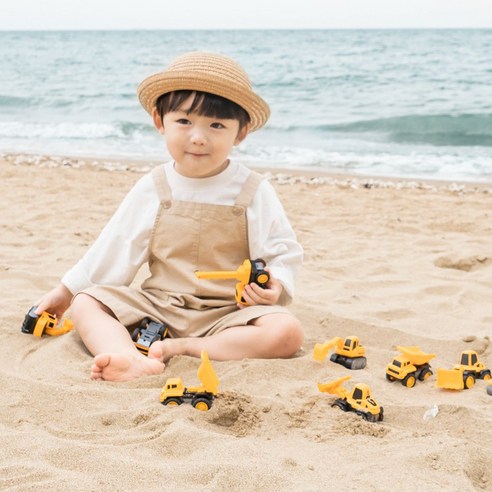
xmin=62 ymin=161 xmax=303 ymax=303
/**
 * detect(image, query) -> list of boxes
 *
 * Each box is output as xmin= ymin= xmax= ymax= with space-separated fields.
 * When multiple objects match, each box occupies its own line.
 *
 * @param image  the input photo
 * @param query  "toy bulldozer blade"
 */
xmin=197 ymin=350 xmax=220 ymax=395
xmin=436 ymin=368 xmax=474 ymax=390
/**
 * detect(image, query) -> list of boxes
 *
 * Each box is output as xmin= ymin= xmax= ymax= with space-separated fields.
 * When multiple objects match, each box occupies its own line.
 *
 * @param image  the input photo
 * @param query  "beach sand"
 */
xmin=1 ymin=153 xmax=491 ymax=491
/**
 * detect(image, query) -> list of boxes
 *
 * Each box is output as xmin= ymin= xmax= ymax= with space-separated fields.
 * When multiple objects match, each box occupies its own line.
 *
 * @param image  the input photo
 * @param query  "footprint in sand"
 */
xmin=434 ymin=255 xmax=492 ymax=272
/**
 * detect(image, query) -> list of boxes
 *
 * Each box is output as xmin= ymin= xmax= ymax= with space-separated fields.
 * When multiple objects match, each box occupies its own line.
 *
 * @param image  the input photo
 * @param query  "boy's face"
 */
xmin=153 ymin=94 xmax=248 ymax=178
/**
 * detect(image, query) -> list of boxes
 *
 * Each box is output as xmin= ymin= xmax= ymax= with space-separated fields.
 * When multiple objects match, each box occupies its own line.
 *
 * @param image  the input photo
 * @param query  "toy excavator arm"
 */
xmin=313 ymin=337 xmax=343 ymax=361
xmin=317 ymin=375 xmax=351 ymax=398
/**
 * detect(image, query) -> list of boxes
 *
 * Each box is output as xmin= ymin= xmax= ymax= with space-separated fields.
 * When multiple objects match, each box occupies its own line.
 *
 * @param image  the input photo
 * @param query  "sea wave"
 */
xmin=0 ymin=121 xmax=151 ymax=140
xmin=327 ymin=113 xmax=492 ymax=147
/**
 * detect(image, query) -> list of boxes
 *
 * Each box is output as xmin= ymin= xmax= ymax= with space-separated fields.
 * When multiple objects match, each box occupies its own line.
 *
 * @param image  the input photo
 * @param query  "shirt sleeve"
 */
xmin=247 ymin=179 xmax=303 ymax=305
xmin=62 ymin=173 xmax=159 ymax=294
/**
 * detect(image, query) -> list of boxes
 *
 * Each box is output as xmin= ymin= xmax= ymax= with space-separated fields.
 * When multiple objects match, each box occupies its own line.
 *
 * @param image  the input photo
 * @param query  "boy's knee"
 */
xmin=281 ymin=316 xmax=304 ymax=356
xmin=259 ymin=313 xmax=303 ymax=358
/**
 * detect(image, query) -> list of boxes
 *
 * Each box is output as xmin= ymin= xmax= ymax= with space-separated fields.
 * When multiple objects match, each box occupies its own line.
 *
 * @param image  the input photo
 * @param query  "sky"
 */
xmin=2 ymin=0 xmax=492 ymax=30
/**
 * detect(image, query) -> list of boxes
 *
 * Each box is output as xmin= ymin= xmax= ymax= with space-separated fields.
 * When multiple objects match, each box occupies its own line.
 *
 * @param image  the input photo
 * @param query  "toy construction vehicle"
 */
xmin=195 ymin=258 xmax=270 ymax=305
xmin=131 ymin=317 xmax=169 ymax=356
xmin=160 ymin=350 xmax=219 ymax=411
xmin=318 ymin=375 xmax=383 ymax=423
xmin=436 ymin=350 xmax=491 ymax=390
xmin=313 ymin=336 xmax=367 ymax=370
xmin=21 ymin=306 xmax=73 ymax=337
xmin=385 ymin=346 xmax=435 ymax=388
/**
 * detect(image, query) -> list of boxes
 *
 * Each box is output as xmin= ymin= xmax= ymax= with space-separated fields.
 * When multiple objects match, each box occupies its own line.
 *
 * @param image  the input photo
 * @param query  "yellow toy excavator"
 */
xmin=21 ymin=306 xmax=73 ymax=337
xmin=313 ymin=336 xmax=367 ymax=370
xmin=318 ymin=375 xmax=383 ymax=422
xmin=436 ymin=350 xmax=491 ymax=390
xmin=195 ymin=258 xmax=270 ymax=305
xmin=160 ymin=351 xmax=220 ymax=411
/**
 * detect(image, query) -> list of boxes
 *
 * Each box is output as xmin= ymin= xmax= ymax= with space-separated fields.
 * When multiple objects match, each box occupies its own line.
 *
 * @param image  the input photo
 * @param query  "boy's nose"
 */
xmin=190 ymin=129 xmax=207 ymax=145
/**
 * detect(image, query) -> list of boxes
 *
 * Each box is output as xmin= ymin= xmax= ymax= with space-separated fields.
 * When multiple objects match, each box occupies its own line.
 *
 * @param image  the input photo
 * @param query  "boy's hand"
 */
xmin=237 ymin=268 xmax=283 ymax=308
xmin=35 ymin=283 xmax=74 ymax=319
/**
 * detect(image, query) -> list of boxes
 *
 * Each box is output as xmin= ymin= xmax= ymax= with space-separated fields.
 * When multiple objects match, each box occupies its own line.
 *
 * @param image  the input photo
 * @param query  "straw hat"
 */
xmin=137 ymin=51 xmax=270 ymax=132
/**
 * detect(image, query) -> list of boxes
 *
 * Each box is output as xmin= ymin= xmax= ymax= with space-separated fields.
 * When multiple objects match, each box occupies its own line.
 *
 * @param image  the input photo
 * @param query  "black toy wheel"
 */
xmin=402 ymin=374 xmax=416 ymax=388
xmin=131 ymin=327 xmax=140 ymax=342
xmin=419 ymin=368 xmax=432 ymax=381
xmin=163 ymin=397 xmax=183 ymax=406
xmin=463 ymin=373 xmax=475 ymax=389
xmin=386 ymin=373 xmax=396 ymax=382
xmin=192 ymin=397 xmax=212 ymax=411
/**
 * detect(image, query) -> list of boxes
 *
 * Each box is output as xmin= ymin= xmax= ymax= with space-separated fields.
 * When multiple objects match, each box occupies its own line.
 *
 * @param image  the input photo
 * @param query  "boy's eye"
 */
xmin=211 ymin=122 xmax=225 ymax=129
xmin=176 ymin=118 xmax=191 ymax=124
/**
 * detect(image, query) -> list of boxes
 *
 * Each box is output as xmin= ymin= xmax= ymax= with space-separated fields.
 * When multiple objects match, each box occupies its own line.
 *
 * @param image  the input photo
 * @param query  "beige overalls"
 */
xmin=85 ymin=164 xmax=291 ymax=337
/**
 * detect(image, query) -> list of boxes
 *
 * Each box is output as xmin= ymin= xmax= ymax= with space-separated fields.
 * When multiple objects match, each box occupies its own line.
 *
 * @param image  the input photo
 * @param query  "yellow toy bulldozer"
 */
xmin=160 ymin=351 xmax=220 ymax=411
xmin=318 ymin=375 xmax=383 ymax=423
xmin=436 ymin=350 xmax=491 ymax=390
xmin=313 ymin=336 xmax=367 ymax=370
xmin=195 ymin=258 xmax=270 ymax=305
xmin=385 ymin=346 xmax=435 ymax=388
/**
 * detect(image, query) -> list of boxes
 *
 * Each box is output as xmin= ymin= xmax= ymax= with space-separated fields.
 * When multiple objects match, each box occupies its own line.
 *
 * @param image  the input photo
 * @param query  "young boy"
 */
xmin=36 ymin=51 xmax=304 ymax=381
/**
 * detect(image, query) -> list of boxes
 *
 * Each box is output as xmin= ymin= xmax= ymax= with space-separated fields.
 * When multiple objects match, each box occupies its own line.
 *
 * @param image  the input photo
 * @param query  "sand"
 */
xmin=1 ymin=153 xmax=491 ymax=491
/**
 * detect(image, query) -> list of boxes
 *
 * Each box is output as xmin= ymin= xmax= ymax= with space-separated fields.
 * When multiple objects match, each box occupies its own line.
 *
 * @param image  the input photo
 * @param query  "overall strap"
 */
xmin=234 ymin=171 xmax=264 ymax=208
xmin=151 ymin=165 xmax=173 ymax=204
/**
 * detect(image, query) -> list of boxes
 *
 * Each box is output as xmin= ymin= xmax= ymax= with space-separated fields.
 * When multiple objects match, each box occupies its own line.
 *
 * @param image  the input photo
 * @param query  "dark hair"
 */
xmin=156 ymin=90 xmax=251 ymax=131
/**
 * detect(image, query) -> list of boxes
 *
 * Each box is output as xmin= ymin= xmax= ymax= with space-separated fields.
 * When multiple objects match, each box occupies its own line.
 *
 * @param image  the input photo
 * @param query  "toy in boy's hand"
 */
xmin=318 ymin=375 xmax=384 ymax=423
xmin=385 ymin=346 xmax=435 ymax=388
xmin=313 ymin=335 xmax=367 ymax=370
xmin=21 ymin=306 xmax=74 ymax=337
xmin=436 ymin=350 xmax=491 ymax=390
xmin=195 ymin=258 xmax=270 ymax=305
xmin=160 ymin=350 xmax=219 ymax=411
xmin=131 ymin=317 xmax=169 ymax=356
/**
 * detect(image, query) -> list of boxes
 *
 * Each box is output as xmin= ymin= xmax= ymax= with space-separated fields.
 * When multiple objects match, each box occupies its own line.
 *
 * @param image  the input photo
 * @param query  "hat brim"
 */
xmin=137 ymin=71 xmax=270 ymax=132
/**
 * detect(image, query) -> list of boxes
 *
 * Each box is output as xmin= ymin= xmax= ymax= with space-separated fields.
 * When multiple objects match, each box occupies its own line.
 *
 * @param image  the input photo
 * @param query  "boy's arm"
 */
xmin=247 ymin=180 xmax=303 ymax=305
xmin=61 ymin=173 xmax=158 ymax=295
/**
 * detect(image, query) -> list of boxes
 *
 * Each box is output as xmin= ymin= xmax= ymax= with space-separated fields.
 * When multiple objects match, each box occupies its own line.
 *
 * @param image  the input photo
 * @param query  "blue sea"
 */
xmin=0 ymin=29 xmax=491 ymax=182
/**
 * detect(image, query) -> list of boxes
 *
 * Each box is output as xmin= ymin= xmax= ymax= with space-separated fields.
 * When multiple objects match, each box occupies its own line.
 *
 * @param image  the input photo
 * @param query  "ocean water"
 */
xmin=0 ymin=29 xmax=491 ymax=182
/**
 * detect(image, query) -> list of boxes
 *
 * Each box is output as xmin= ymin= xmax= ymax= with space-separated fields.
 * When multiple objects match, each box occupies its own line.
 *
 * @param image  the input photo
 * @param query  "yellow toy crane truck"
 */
xmin=195 ymin=258 xmax=270 ymax=306
xmin=160 ymin=351 xmax=220 ymax=411
xmin=21 ymin=306 xmax=73 ymax=337
xmin=436 ymin=350 xmax=491 ymax=390
xmin=318 ymin=375 xmax=383 ymax=422
xmin=313 ymin=336 xmax=367 ymax=370
xmin=385 ymin=346 xmax=435 ymax=388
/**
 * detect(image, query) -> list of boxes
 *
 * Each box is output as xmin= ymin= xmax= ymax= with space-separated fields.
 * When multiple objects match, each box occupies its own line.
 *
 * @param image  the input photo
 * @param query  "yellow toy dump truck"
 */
xmin=436 ymin=350 xmax=491 ymax=390
xmin=21 ymin=306 xmax=73 ymax=337
xmin=160 ymin=351 xmax=220 ymax=411
xmin=318 ymin=375 xmax=383 ymax=422
xmin=313 ymin=336 xmax=367 ymax=370
xmin=195 ymin=258 xmax=270 ymax=306
xmin=385 ymin=346 xmax=435 ymax=388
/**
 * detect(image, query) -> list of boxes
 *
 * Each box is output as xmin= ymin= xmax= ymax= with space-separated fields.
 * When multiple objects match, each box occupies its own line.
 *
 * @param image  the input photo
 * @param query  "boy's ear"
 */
xmin=234 ymin=124 xmax=249 ymax=145
xmin=152 ymin=107 xmax=165 ymax=134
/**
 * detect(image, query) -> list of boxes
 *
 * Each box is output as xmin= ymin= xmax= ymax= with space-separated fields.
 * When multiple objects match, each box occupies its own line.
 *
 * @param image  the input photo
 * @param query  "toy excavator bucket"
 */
xmin=396 ymin=345 xmax=435 ymax=365
xmin=436 ymin=368 xmax=464 ymax=390
xmin=317 ymin=375 xmax=351 ymax=396
xmin=197 ymin=351 xmax=220 ymax=395
xmin=313 ymin=337 xmax=340 ymax=361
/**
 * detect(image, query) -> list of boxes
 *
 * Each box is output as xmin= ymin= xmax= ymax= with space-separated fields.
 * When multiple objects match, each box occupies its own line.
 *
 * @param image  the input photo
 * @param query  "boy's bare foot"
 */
xmin=91 ymin=352 xmax=164 ymax=381
xmin=148 ymin=339 xmax=181 ymax=363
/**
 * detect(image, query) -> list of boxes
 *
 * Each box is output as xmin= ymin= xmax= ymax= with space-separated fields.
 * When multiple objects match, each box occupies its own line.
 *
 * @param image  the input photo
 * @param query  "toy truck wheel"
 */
xmin=419 ymin=368 xmax=432 ymax=381
xmin=480 ymin=370 xmax=491 ymax=380
xmin=163 ymin=397 xmax=183 ymax=406
xmin=131 ymin=328 xmax=140 ymax=342
xmin=402 ymin=374 xmax=416 ymax=388
xmin=331 ymin=399 xmax=349 ymax=413
xmin=463 ymin=373 xmax=475 ymax=389
xmin=192 ymin=397 xmax=212 ymax=411
xmin=361 ymin=412 xmax=378 ymax=423
xmin=386 ymin=373 xmax=396 ymax=382
xmin=347 ymin=357 xmax=367 ymax=370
